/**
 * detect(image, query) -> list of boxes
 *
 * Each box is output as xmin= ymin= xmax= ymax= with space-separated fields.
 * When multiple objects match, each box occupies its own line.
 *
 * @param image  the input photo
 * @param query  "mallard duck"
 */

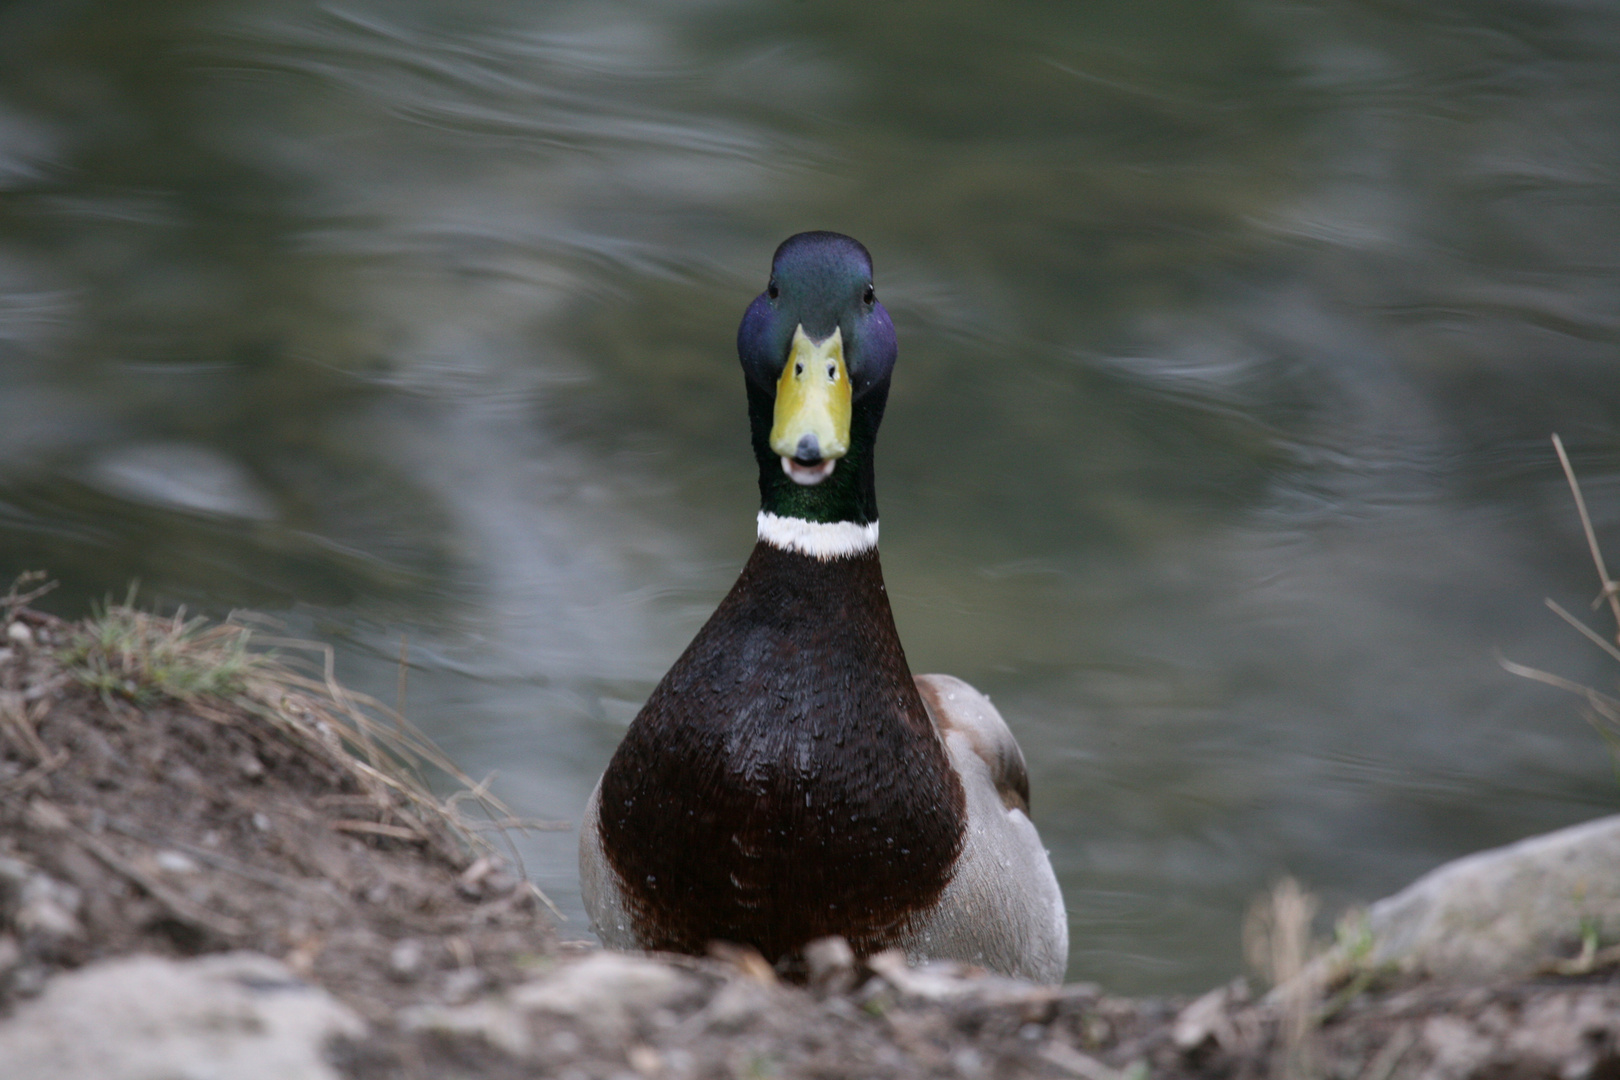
xmin=580 ymin=231 xmax=1068 ymax=984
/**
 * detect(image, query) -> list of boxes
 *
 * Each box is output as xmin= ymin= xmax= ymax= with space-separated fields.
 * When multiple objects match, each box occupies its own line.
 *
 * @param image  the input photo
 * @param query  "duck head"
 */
xmin=736 ymin=231 xmax=898 ymax=526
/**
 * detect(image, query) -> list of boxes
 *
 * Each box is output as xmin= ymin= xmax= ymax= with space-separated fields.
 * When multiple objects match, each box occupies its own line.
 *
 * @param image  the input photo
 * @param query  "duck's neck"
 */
xmin=748 ymin=379 xmax=885 ymax=526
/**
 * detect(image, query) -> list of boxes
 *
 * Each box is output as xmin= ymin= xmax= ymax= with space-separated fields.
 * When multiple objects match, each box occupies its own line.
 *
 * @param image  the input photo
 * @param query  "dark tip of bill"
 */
xmin=794 ymin=434 xmax=822 ymax=464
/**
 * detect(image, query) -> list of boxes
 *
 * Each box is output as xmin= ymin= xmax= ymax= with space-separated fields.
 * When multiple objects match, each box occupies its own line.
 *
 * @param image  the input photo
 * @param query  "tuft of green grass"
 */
xmin=59 ymin=588 xmax=265 ymax=705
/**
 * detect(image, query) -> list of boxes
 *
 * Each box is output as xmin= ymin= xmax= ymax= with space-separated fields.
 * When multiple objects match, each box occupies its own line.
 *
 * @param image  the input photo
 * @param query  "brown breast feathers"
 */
xmin=596 ymin=541 xmax=966 ymax=963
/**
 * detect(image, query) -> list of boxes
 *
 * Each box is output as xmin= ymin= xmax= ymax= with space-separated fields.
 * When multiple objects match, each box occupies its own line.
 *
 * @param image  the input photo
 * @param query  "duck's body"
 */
xmin=580 ymin=232 xmax=1067 ymax=984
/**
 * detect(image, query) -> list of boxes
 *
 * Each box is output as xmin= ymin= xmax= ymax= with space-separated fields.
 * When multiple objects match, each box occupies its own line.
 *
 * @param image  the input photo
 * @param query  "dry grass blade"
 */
xmin=1552 ymin=433 xmax=1620 ymax=636
xmin=1244 ymin=876 xmax=1318 ymax=989
xmin=1544 ymin=599 xmax=1620 ymax=666
xmin=1244 ymin=876 xmax=1325 ymax=1080
xmin=236 ymin=635 xmax=564 ymax=889
xmin=1499 ymin=654 xmax=1620 ymax=760
xmin=1 ymin=570 xmax=56 ymax=617
xmin=0 ymin=694 xmax=69 ymax=792
xmin=1501 ymin=435 xmax=1620 ymax=769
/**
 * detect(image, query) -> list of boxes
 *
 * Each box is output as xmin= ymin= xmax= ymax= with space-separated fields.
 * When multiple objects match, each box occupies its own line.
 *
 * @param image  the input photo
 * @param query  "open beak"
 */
xmin=770 ymin=325 xmax=851 ymax=486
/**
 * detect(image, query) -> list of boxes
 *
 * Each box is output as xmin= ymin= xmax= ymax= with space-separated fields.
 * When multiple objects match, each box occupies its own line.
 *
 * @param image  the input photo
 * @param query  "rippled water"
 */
xmin=2 ymin=0 xmax=1618 ymax=992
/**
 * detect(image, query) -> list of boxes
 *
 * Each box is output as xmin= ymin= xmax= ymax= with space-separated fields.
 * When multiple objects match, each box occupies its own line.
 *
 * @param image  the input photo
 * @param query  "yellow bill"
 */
xmin=770 ymin=325 xmax=851 ymax=463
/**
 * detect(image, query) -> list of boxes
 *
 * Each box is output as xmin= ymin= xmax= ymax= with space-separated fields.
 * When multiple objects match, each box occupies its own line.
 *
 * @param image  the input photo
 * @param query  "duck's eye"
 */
xmin=767 ymin=280 xmax=779 ymax=300
xmin=862 ymin=284 xmax=875 ymax=305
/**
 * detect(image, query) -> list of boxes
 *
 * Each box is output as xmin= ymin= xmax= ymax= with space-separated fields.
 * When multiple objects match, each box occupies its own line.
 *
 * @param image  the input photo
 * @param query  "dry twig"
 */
xmin=1501 ymin=436 xmax=1620 ymax=763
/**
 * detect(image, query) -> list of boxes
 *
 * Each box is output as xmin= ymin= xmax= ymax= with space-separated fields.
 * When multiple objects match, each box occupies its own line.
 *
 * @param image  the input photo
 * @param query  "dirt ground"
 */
xmin=0 ymin=599 xmax=555 ymax=1024
xmin=2 ymin=597 xmax=1618 ymax=1079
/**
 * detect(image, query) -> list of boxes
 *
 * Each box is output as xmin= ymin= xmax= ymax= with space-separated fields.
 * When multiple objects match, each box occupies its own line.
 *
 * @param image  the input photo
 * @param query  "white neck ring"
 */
xmin=757 ymin=511 xmax=879 ymax=560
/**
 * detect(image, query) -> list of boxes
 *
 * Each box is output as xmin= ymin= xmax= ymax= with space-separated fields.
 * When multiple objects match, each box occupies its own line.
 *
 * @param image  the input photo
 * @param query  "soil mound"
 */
xmin=0 ymin=595 xmax=553 ymax=1023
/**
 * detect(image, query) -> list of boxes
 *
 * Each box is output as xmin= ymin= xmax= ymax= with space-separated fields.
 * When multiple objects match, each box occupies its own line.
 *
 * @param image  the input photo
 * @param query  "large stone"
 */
xmin=0 ymin=951 xmax=364 ymax=1080
xmin=402 ymin=950 xmax=704 ymax=1054
xmin=509 ymin=949 xmax=702 ymax=1042
xmin=1363 ymin=814 xmax=1620 ymax=979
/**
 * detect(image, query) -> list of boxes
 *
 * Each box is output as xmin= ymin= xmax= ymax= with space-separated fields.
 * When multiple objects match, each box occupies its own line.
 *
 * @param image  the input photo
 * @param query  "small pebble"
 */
xmin=6 ymin=622 xmax=32 ymax=646
xmin=0 ymin=854 xmax=34 ymax=886
xmin=16 ymin=894 xmax=82 ymax=940
xmin=701 ymin=978 xmax=766 ymax=1032
xmin=21 ymin=874 xmax=82 ymax=916
xmin=155 ymin=850 xmax=200 ymax=875
xmin=953 ymin=1048 xmax=986 ymax=1078
xmin=805 ymin=935 xmax=857 ymax=997
xmin=550 ymin=1030 xmax=582 ymax=1056
xmin=456 ymin=856 xmax=515 ymax=900
xmin=455 ymin=864 xmax=490 ymax=900
xmin=480 ymin=867 xmax=518 ymax=897
xmin=823 ymin=997 xmax=857 ymax=1020
xmin=11 ymin=964 xmax=46 ymax=998
xmin=251 ymin=812 xmax=271 ymax=832
xmin=26 ymin=799 xmax=70 ymax=832
xmin=388 ymin=938 xmax=425 ymax=981
xmin=441 ymin=966 xmax=486 ymax=1004
xmin=0 ymin=934 xmax=21 ymax=975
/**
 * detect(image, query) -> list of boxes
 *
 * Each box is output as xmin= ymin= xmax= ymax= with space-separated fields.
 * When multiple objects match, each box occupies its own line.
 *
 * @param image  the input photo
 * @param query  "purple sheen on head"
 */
xmin=853 ymin=300 xmax=898 ymax=395
xmin=737 ymin=232 xmax=897 ymax=400
xmin=737 ymin=292 xmax=778 ymax=392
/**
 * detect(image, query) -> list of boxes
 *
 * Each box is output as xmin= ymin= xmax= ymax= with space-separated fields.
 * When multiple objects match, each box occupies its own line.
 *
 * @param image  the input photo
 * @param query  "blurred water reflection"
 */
xmin=1 ymin=0 xmax=1617 ymax=991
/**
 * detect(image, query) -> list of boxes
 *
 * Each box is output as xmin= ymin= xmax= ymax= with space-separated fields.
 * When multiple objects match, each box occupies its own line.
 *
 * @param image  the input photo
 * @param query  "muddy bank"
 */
xmin=0 ymin=598 xmax=555 ymax=1020
xmin=1 ymin=596 xmax=1617 ymax=1079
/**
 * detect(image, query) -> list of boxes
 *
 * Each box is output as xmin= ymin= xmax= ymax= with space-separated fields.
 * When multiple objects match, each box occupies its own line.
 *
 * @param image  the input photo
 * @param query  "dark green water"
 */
xmin=2 ymin=0 xmax=1618 ymax=992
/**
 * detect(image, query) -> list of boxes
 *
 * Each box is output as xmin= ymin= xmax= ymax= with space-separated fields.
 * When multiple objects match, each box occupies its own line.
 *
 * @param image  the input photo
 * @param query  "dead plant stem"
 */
xmin=1552 ymin=433 xmax=1620 ymax=638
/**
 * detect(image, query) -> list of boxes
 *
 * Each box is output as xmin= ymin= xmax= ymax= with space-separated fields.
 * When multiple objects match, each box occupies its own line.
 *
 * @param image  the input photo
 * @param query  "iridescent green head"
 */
xmin=736 ymin=232 xmax=898 ymax=525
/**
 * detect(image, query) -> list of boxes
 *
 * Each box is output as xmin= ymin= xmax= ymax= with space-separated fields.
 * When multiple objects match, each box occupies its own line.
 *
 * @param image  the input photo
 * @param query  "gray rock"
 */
xmin=511 ymin=951 xmax=698 ymax=1037
xmin=16 ymin=872 xmax=84 ymax=941
xmin=388 ymin=937 xmax=425 ymax=981
xmin=804 ymin=935 xmax=857 ymax=997
xmin=1363 ymin=813 xmax=1620 ymax=980
xmin=403 ymin=950 xmax=703 ymax=1056
xmin=696 ymin=977 xmax=773 ymax=1033
xmin=0 ymin=951 xmax=365 ymax=1080
xmin=401 ymin=997 xmax=535 ymax=1057
xmin=866 ymin=948 xmax=1059 ymax=1009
